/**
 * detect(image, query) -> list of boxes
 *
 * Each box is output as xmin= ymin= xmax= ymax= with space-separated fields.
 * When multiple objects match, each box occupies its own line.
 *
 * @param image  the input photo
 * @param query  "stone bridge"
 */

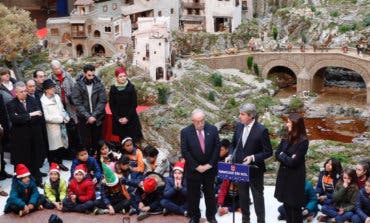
xmin=195 ymin=48 xmax=370 ymax=104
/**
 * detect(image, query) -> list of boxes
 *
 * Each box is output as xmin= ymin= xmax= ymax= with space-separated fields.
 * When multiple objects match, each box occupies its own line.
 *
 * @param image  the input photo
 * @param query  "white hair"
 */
xmin=14 ymin=81 xmax=26 ymax=90
xmin=191 ymin=108 xmax=205 ymax=120
xmin=50 ymin=60 xmax=62 ymax=69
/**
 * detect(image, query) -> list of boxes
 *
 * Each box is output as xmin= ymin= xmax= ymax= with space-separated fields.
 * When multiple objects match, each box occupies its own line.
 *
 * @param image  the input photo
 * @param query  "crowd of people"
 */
xmin=0 ymin=62 xmax=369 ymax=223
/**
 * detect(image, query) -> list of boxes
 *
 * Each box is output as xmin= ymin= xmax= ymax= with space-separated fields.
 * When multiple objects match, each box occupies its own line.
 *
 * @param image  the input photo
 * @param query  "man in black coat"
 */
xmin=6 ymin=82 xmax=45 ymax=186
xmin=33 ymin=70 xmax=45 ymax=98
xmin=0 ymin=94 xmax=12 ymax=180
xmin=181 ymin=109 xmax=220 ymax=223
xmin=229 ymin=103 xmax=272 ymax=223
xmin=72 ymin=64 xmax=107 ymax=156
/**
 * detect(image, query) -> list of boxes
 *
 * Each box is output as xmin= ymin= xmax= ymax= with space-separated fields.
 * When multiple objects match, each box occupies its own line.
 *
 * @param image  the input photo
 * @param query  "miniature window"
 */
xmin=94 ymin=30 xmax=101 ymax=37
xmin=120 ymin=45 xmax=123 ymax=50
xmin=171 ymin=8 xmax=174 ymax=14
xmin=154 ymin=51 xmax=156 ymax=54
xmin=158 ymin=11 xmax=162 ymax=17
xmin=159 ymin=42 xmax=161 ymax=46
xmin=103 ymin=5 xmax=108 ymax=12
xmin=235 ymin=0 xmax=239 ymax=6
xmin=50 ymin=28 xmax=59 ymax=36
xmin=112 ymin=3 xmax=117 ymax=10
xmin=105 ymin=26 xmax=111 ymax=32
xmin=115 ymin=25 xmax=119 ymax=33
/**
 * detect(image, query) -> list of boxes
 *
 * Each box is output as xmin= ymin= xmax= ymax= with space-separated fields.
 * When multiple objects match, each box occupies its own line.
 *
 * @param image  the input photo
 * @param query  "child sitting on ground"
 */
xmin=318 ymin=168 xmax=359 ymax=222
xmin=93 ymin=162 xmax=131 ymax=215
xmin=62 ymin=164 xmax=95 ymax=213
xmin=316 ymin=158 xmax=343 ymax=205
xmin=356 ymin=160 xmax=370 ymax=189
xmin=160 ymin=161 xmax=188 ymax=216
xmin=70 ymin=147 xmax=102 ymax=184
xmin=135 ymin=177 xmax=163 ymax=221
xmin=98 ymin=140 xmax=120 ymax=172
xmin=277 ymin=180 xmax=318 ymax=222
xmin=4 ymin=164 xmax=42 ymax=217
xmin=43 ymin=163 xmax=67 ymax=210
xmin=352 ymin=177 xmax=370 ymax=223
xmin=120 ymin=137 xmax=144 ymax=176
xmin=143 ymin=145 xmax=170 ymax=176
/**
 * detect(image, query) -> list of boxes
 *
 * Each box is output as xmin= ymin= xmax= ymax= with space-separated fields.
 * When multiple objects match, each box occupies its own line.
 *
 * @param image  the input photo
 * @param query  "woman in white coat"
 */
xmin=41 ymin=79 xmax=70 ymax=170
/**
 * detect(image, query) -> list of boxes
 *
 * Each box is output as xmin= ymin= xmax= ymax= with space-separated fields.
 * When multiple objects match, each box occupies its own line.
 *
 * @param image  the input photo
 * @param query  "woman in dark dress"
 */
xmin=109 ymin=67 xmax=143 ymax=142
xmin=274 ymin=113 xmax=309 ymax=223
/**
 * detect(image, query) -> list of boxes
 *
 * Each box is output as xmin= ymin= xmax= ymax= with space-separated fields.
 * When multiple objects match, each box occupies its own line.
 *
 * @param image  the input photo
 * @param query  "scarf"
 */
xmin=50 ymin=179 xmax=61 ymax=201
xmin=114 ymin=79 xmax=128 ymax=91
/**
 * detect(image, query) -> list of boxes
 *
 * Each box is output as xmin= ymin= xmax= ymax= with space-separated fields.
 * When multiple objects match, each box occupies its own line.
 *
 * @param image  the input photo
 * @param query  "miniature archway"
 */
xmin=91 ymin=44 xmax=105 ymax=57
xmin=267 ymin=66 xmax=297 ymax=88
xmin=156 ymin=67 xmax=164 ymax=80
xmin=93 ymin=30 xmax=101 ymax=37
xmin=76 ymin=44 xmax=84 ymax=57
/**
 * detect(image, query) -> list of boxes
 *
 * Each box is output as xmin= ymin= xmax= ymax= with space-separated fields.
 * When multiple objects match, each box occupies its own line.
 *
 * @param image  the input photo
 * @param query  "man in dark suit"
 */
xmin=0 ymin=93 xmax=12 ymax=181
xmin=181 ymin=109 xmax=220 ymax=223
xmin=229 ymin=103 xmax=272 ymax=223
xmin=6 ymin=82 xmax=45 ymax=187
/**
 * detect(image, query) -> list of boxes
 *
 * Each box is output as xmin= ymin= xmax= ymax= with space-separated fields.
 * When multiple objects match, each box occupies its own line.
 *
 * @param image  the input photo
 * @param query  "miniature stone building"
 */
xmin=180 ymin=0 xmax=206 ymax=32
xmin=133 ymin=17 xmax=172 ymax=81
xmin=47 ymin=0 xmax=132 ymax=58
xmin=204 ymin=0 xmax=242 ymax=33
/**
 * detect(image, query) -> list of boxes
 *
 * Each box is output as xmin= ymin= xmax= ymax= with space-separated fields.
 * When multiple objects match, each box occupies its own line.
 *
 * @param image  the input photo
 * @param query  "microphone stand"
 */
xmin=230 ymin=134 xmax=242 ymax=223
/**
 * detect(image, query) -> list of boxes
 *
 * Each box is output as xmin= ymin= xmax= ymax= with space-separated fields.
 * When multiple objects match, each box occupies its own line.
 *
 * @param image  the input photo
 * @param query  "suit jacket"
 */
xmin=181 ymin=123 xmax=220 ymax=178
xmin=231 ymin=121 xmax=272 ymax=178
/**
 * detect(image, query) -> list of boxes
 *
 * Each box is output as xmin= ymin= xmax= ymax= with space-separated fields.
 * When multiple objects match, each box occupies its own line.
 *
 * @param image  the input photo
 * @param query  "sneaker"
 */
xmin=218 ymin=207 xmax=229 ymax=216
xmin=121 ymin=209 xmax=126 ymax=214
xmin=184 ymin=211 xmax=188 ymax=217
xmin=277 ymin=215 xmax=285 ymax=220
xmin=18 ymin=210 xmax=23 ymax=217
xmin=162 ymin=208 xmax=168 ymax=216
xmin=306 ymin=215 xmax=314 ymax=222
xmin=93 ymin=208 xmax=106 ymax=215
xmin=137 ymin=211 xmax=149 ymax=221
xmin=317 ymin=215 xmax=328 ymax=222
xmin=128 ymin=208 xmax=137 ymax=216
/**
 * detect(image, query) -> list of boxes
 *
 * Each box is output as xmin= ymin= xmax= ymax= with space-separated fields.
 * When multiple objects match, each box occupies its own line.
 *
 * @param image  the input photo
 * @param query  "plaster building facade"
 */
xmin=180 ymin=0 xmax=206 ymax=32
xmin=204 ymin=0 xmax=242 ymax=33
xmin=122 ymin=0 xmax=180 ymax=31
xmin=47 ymin=0 xmax=132 ymax=59
xmin=133 ymin=17 xmax=172 ymax=81
xmin=241 ymin=0 xmax=253 ymax=19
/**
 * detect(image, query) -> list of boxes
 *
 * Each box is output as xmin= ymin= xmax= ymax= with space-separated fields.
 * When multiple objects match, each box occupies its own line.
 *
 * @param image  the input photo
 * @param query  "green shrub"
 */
xmin=289 ymin=96 xmax=304 ymax=111
xmin=157 ymin=85 xmax=169 ymax=104
xmin=210 ymin=73 xmax=223 ymax=87
xmin=330 ymin=10 xmax=339 ymax=17
xmin=253 ymin=63 xmax=260 ymax=76
xmin=351 ymin=0 xmax=357 ymax=3
xmin=301 ymin=33 xmax=307 ymax=44
xmin=310 ymin=5 xmax=316 ymax=12
xmin=247 ymin=55 xmax=253 ymax=70
xmin=363 ymin=18 xmax=370 ymax=26
xmin=208 ymin=91 xmax=215 ymax=101
xmin=272 ymin=26 xmax=278 ymax=40
xmin=338 ymin=23 xmax=357 ymax=33
xmin=174 ymin=106 xmax=187 ymax=118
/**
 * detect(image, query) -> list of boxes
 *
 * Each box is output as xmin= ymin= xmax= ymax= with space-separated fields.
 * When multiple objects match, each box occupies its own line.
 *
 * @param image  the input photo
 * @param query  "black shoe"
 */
xmin=59 ymin=163 xmax=69 ymax=171
xmin=40 ymin=172 xmax=47 ymax=177
xmin=277 ymin=215 xmax=285 ymax=220
xmin=207 ymin=219 xmax=218 ymax=223
xmin=0 ymin=171 xmax=13 ymax=179
xmin=188 ymin=219 xmax=199 ymax=223
xmin=162 ymin=208 xmax=168 ymax=216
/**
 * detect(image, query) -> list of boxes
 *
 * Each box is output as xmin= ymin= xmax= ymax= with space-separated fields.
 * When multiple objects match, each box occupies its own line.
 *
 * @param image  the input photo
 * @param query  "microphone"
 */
xmin=231 ymin=127 xmax=243 ymax=164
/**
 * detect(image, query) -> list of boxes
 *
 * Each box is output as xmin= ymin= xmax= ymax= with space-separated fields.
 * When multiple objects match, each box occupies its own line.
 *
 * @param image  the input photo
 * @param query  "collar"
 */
xmin=245 ymin=119 xmax=255 ymax=128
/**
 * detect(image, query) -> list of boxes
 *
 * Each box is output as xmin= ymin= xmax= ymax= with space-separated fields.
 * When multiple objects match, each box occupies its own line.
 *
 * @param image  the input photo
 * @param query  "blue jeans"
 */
xmin=321 ymin=205 xmax=354 ymax=222
xmin=160 ymin=199 xmax=187 ymax=215
xmin=351 ymin=214 xmax=365 ymax=223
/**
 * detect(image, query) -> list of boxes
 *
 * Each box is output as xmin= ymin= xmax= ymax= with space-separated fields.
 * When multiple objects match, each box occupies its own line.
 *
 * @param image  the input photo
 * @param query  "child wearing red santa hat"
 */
xmin=42 ymin=163 xmax=68 ymax=210
xmin=4 ymin=164 xmax=42 ymax=216
xmin=62 ymin=164 xmax=95 ymax=213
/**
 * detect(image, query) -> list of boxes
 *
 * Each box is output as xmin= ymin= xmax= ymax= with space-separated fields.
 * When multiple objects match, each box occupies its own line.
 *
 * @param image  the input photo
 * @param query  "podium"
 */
xmin=217 ymin=162 xmax=250 ymax=223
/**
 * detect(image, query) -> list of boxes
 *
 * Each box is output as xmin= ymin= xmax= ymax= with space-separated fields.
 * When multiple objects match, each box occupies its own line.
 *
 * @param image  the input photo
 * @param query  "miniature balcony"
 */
xmin=71 ymin=31 xmax=87 ymax=38
xmin=182 ymin=2 xmax=205 ymax=9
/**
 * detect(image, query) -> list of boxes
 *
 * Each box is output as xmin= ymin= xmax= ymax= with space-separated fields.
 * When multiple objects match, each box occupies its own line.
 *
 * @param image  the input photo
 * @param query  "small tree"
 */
xmin=157 ymin=85 xmax=169 ymax=104
xmin=247 ymin=55 xmax=253 ymax=70
xmin=0 ymin=4 xmax=38 ymax=79
xmin=272 ymin=26 xmax=278 ymax=41
xmin=253 ymin=63 xmax=260 ymax=76
xmin=301 ymin=33 xmax=307 ymax=44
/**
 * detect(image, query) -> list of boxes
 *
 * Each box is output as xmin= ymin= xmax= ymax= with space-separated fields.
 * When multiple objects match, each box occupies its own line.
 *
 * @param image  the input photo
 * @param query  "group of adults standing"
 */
xmin=181 ymin=104 xmax=309 ymax=223
xmin=0 ymin=62 xmax=142 ymax=187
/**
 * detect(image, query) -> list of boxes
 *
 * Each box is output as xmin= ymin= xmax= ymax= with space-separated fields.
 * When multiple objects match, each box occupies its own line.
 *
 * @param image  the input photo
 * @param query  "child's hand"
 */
xmin=318 ymin=195 xmax=327 ymax=201
xmin=23 ymin=205 xmax=30 ymax=214
xmin=138 ymin=202 xmax=144 ymax=210
xmin=338 ymin=208 xmax=344 ymax=215
xmin=365 ymin=217 xmax=370 ymax=223
xmin=27 ymin=204 xmax=34 ymax=210
xmin=108 ymin=205 xmax=115 ymax=215
xmin=93 ymin=178 xmax=97 ymax=184
xmin=302 ymin=209 xmax=309 ymax=216
xmin=143 ymin=206 xmax=150 ymax=212
xmin=71 ymin=195 xmax=77 ymax=203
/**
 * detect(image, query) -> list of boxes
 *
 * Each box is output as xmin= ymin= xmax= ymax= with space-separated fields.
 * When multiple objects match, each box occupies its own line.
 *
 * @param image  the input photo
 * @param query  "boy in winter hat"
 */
xmin=160 ymin=161 xmax=188 ymax=216
xmin=62 ymin=164 xmax=95 ymax=213
xmin=93 ymin=162 xmax=130 ymax=215
xmin=4 ymin=164 xmax=42 ymax=216
xmin=43 ymin=163 xmax=67 ymax=210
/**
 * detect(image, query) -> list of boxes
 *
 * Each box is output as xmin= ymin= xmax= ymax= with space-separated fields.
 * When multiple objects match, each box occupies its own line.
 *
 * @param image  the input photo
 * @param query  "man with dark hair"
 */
xmin=143 ymin=145 xmax=170 ymax=176
xmin=72 ymin=64 xmax=107 ymax=156
xmin=228 ymin=103 xmax=272 ymax=223
xmin=33 ymin=70 xmax=45 ymax=98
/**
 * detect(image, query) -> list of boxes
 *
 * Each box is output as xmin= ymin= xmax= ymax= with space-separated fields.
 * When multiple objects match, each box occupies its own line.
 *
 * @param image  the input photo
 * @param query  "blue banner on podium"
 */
xmin=217 ymin=162 xmax=249 ymax=182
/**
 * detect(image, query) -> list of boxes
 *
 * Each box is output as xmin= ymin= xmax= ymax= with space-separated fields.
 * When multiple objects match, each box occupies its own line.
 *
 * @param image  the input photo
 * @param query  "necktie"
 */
xmin=21 ymin=100 xmax=27 ymax=110
xmin=242 ymin=125 xmax=249 ymax=147
xmin=197 ymin=130 xmax=205 ymax=154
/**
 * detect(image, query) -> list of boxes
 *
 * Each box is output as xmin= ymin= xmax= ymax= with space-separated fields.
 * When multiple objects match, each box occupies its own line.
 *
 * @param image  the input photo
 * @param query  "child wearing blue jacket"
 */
xmin=4 ymin=164 xmax=42 ymax=217
xmin=352 ymin=178 xmax=370 ymax=223
xmin=70 ymin=148 xmax=102 ymax=184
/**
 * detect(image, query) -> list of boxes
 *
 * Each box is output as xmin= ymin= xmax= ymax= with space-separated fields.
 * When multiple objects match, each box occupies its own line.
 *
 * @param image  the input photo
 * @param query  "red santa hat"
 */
xmin=74 ymin=164 xmax=87 ymax=176
xmin=173 ymin=161 xmax=185 ymax=173
xmin=115 ymin=67 xmax=127 ymax=77
xmin=143 ymin=177 xmax=157 ymax=193
xmin=16 ymin=164 xmax=31 ymax=178
xmin=49 ymin=162 xmax=60 ymax=175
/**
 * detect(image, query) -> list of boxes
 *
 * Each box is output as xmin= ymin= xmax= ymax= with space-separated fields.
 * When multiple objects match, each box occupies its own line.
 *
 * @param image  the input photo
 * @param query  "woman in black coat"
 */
xmin=109 ymin=67 xmax=142 ymax=142
xmin=274 ymin=113 xmax=309 ymax=223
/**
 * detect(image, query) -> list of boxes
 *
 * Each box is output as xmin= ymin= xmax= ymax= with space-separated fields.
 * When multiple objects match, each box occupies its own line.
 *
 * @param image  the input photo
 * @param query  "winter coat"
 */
xmin=304 ymin=181 xmax=319 ymax=213
xmin=332 ymin=180 xmax=359 ymax=212
xmin=274 ymin=138 xmax=309 ymax=207
xmin=70 ymin=157 xmax=102 ymax=182
xmin=0 ymin=78 xmax=16 ymax=105
xmin=72 ymin=75 xmax=107 ymax=126
xmin=109 ymin=82 xmax=142 ymax=141
xmin=4 ymin=177 xmax=40 ymax=212
xmin=50 ymin=71 xmax=77 ymax=123
xmin=41 ymin=94 xmax=70 ymax=151
xmin=163 ymin=176 xmax=187 ymax=205
xmin=355 ymin=187 xmax=370 ymax=221
xmin=217 ymin=179 xmax=239 ymax=206
xmin=100 ymin=183 xmax=129 ymax=206
xmin=316 ymin=170 xmax=341 ymax=200
xmin=44 ymin=178 xmax=68 ymax=203
xmin=67 ymin=178 xmax=95 ymax=203
xmin=144 ymin=149 xmax=170 ymax=176
xmin=124 ymin=148 xmax=145 ymax=173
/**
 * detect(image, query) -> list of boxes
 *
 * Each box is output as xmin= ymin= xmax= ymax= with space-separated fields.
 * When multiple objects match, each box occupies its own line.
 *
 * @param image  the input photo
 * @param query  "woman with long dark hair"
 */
xmin=274 ymin=113 xmax=309 ymax=223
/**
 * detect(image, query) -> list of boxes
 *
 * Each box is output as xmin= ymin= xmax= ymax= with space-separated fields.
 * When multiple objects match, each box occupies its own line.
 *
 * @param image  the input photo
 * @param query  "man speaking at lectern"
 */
xmin=229 ymin=103 xmax=272 ymax=223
